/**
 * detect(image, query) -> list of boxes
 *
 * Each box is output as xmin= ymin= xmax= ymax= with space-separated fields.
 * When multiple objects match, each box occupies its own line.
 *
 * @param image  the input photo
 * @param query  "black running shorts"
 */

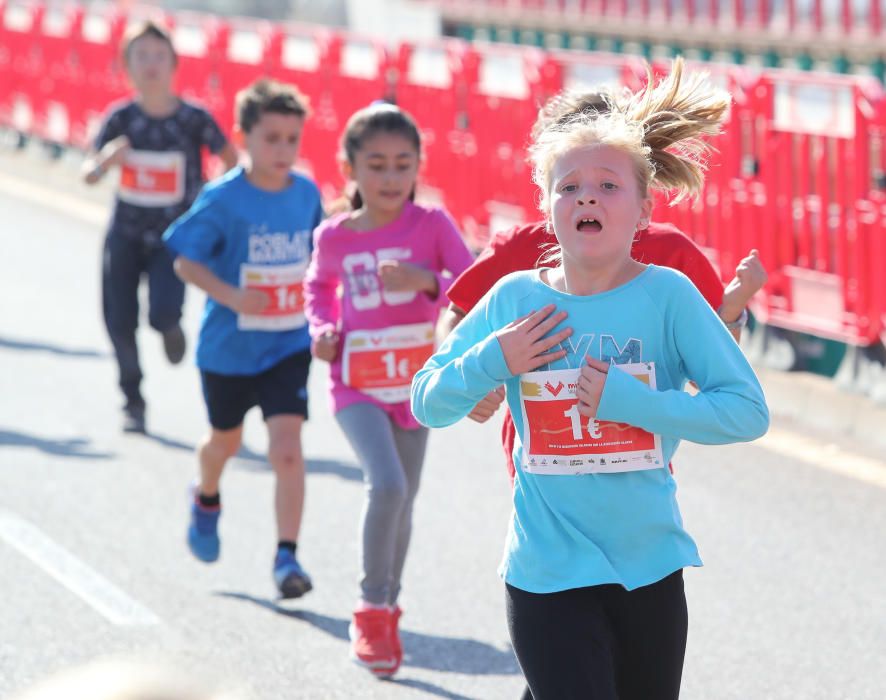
xmin=200 ymin=350 xmax=311 ymax=431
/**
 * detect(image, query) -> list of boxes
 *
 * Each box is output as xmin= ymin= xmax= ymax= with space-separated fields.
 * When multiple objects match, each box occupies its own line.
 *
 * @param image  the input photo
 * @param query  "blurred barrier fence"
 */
xmin=1 ymin=0 xmax=885 ymax=360
xmin=423 ymin=0 xmax=886 ymax=37
xmin=656 ymin=68 xmax=886 ymax=350
xmin=419 ymin=0 xmax=886 ymax=81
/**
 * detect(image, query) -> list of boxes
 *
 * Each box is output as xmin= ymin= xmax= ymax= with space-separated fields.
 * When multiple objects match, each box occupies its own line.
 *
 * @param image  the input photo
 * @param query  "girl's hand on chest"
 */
xmin=496 ymin=305 xmax=572 ymax=376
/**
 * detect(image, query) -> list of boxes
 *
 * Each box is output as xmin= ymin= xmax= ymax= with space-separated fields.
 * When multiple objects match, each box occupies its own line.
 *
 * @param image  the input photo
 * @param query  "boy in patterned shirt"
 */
xmin=82 ymin=21 xmax=238 ymax=433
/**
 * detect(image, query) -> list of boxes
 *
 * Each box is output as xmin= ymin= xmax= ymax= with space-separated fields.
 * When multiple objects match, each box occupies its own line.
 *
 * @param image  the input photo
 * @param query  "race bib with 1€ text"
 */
xmin=237 ymin=262 xmax=307 ymax=331
xmin=519 ymin=362 xmax=664 ymax=475
xmin=342 ymin=322 xmax=435 ymax=403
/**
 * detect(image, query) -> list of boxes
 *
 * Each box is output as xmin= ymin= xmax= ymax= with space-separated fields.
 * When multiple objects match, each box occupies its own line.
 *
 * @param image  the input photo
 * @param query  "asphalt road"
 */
xmin=1 ymin=152 xmax=885 ymax=700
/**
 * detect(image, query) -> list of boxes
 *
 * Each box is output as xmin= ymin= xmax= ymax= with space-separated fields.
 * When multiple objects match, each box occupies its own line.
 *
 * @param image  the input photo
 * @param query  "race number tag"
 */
xmin=519 ymin=363 xmax=664 ymax=475
xmin=342 ymin=323 xmax=435 ymax=403
xmin=238 ymin=262 xmax=307 ymax=331
xmin=118 ymin=150 xmax=185 ymax=207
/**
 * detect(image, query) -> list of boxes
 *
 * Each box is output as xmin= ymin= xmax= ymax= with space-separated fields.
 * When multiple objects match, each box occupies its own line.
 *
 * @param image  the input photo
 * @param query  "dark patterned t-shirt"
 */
xmin=94 ymin=99 xmax=227 ymax=244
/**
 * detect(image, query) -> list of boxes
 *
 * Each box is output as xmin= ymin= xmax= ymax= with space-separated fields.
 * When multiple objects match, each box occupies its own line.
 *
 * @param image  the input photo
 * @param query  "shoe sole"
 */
xmin=187 ymin=529 xmax=219 ymax=563
xmin=347 ymin=623 xmax=398 ymax=675
xmin=370 ymin=660 xmax=400 ymax=679
xmin=188 ymin=548 xmax=219 ymax=563
xmin=349 ymin=653 xmax=398 ymax=675
xmin=278 ymin=576 xmax=312 ymax=599
xmin=163 ymin=327 xmax=186 ymax=365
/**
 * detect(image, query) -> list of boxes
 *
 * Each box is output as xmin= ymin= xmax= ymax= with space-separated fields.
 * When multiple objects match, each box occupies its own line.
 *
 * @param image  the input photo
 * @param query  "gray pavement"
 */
xmin=1 ymin=145 xmax=885 ymax=699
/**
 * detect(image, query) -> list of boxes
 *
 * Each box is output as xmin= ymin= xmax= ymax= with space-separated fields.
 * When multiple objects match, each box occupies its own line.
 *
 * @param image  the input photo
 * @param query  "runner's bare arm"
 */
xmin=81 ymin=135 xmax=130 ymax=185
xmin=173 ymin=257 xmax=268 ymax=315
xmin=467 ymin=386 xmax=507 ymax=423
xmin=719 ymin=249 xmax=767 ymax=342
xmin=311 ymin=331 xmax=340 ymax=363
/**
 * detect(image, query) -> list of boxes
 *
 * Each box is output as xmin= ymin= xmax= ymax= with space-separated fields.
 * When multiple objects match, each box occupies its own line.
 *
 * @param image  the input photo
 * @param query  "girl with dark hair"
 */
xmin=304 ymin=103 xmax=473 ymax=678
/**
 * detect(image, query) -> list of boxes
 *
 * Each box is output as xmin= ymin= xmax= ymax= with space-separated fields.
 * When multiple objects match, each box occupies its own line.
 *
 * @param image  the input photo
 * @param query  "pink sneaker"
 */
xmin=349 ymin=607 xmax=396 ymax=676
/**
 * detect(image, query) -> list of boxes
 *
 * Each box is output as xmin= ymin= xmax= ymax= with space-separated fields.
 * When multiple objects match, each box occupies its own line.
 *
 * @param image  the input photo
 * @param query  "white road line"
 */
xmin=757 ymin=426 xmax=886 ymax=490
xmin=0 ymin=169 xmax=106 ymax=227
xmin=0 ymin=510 xmax=161 ymax=626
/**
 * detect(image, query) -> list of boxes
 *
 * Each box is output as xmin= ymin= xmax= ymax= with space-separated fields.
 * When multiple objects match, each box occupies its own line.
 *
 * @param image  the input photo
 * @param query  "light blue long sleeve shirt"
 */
xmin=412 ymin=265 xmax=769 ymax=592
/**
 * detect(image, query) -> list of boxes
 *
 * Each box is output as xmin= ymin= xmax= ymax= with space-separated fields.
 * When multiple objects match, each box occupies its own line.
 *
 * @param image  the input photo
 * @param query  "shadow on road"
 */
xmin=214 ymin=592 xmax=518 ymax=678
xmin=0 ymin=334 xmax=107 ymax=359
xmin=305 ymin=457 xmax=363 ymax=482
xmin=139 ymin=434 xmax=268 ymax=468
xmin=392 ymin=678 xmax=480 ymax=700
xmin=234 ymin=455 xmax=363 ymax=481
xmin=140 ymin=434 xmax=360 ymax=480
xmin=141 ymin=432 xmax=194 ymax=453
xmin=0 ymin=428 xmax=113 ymax=459
xmin=226 ymin=444 xmax=280 ymax=470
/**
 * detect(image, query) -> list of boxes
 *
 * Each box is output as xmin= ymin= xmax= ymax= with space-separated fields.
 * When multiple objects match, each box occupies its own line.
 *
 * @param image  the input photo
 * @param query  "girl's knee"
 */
xmin=366 ymin=479 xmax=408 ymax=508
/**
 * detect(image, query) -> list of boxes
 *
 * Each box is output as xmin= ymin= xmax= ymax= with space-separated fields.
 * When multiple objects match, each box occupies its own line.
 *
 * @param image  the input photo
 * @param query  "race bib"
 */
xmin=118 ymin=150 xmax=185 ymax=207
xmin=519 ymin=363 xmax=664 ymax=475
xmin=342 ymin=322 xmax=435 ymax=403
xmin=237 ymin=262 xmax=307 ymax=331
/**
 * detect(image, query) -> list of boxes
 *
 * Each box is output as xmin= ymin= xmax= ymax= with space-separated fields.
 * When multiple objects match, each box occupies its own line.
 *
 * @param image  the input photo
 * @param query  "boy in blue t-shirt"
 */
xmin=163 ymin=79 xmax=322 ymax=598
xmin=82 ymin=21 xmax=239 ymax=434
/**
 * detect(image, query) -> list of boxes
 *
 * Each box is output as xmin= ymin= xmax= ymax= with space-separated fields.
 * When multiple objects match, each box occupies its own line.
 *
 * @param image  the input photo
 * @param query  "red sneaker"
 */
xmin=390 ymin=605 xmax=403 ymax=670
xmin=349 ymin=607 xmax=396 ymax=675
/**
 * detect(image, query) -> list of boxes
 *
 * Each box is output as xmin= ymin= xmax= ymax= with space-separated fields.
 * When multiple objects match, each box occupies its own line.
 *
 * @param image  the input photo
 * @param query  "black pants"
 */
xmin=507 ymin=570 xmax=688 ymax=700
xmin=102 ymin=232 xmax=184 ymax=406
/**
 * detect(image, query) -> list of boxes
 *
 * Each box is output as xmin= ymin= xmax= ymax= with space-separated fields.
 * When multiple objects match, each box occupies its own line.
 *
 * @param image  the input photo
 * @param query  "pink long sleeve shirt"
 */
xmin=304 ymin=202 xmax=474 ymax=429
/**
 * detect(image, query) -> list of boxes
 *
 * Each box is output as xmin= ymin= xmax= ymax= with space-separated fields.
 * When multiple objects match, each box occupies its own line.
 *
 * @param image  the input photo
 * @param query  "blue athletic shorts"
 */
xmin=200 ymin=350 xmax=311 ymax=430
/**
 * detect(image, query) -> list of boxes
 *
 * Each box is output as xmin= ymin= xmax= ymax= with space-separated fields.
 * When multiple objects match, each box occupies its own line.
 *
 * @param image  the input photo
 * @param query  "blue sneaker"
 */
xmin=187 ymin=499 xmax=220 ymax=563
xmin=273 ymin=549 xmax=312 ymax=599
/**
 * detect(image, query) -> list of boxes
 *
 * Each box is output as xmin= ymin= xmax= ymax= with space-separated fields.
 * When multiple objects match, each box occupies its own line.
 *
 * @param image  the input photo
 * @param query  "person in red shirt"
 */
xmin=437 ymin=88 xmax=767 ymax=486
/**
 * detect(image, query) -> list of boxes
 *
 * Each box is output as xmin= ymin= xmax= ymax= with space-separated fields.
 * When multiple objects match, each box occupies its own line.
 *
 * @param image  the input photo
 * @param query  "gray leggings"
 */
xmin=335 ymin=402 xmax=429 ymax=606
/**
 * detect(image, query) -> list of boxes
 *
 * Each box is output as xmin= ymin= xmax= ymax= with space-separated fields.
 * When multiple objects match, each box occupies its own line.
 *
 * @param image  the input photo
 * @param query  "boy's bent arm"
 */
xmin=173 ymin=257 xmax=237 ymax=309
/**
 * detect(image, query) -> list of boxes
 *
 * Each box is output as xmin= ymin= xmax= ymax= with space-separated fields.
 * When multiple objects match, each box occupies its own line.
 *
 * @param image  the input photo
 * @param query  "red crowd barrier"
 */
xmin=170 ymin=12 xmax=227 ymax=122
xmin=460 ymin=42 xmax=546 ymax=241
xmin=267 ymin=23 xmax=335 ymax=183
xmin=316 ymin=32 xmax=391 ymax=199
xmin=654 ymin=62 xmax=757 ymax=278
xmin=1 ymin=2 xmax=885 ymax=347
xmin=742 ymin=71 xmax=885 ymax=345
xmin=29 ymin=3 xmax=79 ymax=145
xmin=654 ymin=68 xmax=886 ymax=346
xmin=395 ymin=39 xmax=468 ymax=220
xmin=214 ymin=16 xmax=275 ymax=138
xmin=0 ymin=1 xmax=42 ymax=135
xmin=70 ymin=4 xmax=127 ymax=148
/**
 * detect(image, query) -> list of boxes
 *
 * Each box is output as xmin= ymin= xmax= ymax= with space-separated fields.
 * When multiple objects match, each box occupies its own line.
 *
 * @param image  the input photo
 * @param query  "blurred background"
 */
xmin=5 ymin=0 xmax=878 ymax=386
